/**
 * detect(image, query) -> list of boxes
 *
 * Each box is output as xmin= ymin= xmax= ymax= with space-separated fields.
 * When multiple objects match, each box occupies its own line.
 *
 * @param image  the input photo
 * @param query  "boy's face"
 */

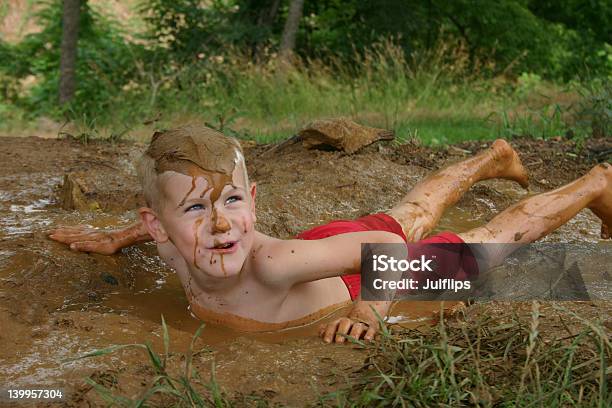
xmin=150 ymin=161 xmax=256 ymax=280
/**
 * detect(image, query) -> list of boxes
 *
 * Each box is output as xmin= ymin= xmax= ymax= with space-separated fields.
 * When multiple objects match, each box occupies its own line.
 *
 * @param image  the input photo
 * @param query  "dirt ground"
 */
xmin=0 ymin=134 xmax=610 ymax=406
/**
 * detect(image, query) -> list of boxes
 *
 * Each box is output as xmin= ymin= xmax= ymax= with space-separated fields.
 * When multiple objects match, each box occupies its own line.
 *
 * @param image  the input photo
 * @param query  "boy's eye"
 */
xmin=226 ymin=195 xmax=242 ymax=204
xmin=186 ymin=204 xmax=205 ymax=212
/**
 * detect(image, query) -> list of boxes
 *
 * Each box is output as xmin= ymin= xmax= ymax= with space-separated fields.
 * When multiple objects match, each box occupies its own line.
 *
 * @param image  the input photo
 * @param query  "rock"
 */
xmin=59 ymin=173 xmax=99 ymax=211
xmin=298 ymin=118 xmax=394 ymax=154
xmin=100 ymin=272 xmax=119 ymax=286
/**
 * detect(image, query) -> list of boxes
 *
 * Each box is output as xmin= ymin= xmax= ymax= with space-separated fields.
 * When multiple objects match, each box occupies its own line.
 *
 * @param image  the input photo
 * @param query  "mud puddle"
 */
xmin=0 ymin=135 xmax=609 ymax=406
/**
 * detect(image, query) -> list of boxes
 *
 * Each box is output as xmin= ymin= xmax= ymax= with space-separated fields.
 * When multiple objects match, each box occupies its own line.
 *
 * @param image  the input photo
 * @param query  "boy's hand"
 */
xmin=48 ymin=222 xmax=151 ymax=255
xmin=319 ymin=315 xmax=378 ymax=344
xmin=48 ymin=226 xmax=124 ymax=254
xmin=319 ymin=300 xmax=391 ymax=344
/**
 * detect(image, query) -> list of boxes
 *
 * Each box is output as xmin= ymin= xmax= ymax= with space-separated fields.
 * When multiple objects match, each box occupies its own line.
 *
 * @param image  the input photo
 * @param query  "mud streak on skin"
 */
xmin=200 ymin=187 xmax=211 ymax=198
xmin=193 ymin=218 xmax=204 ymax=270
xmin=178 ymin=176 xmax=197 ymax=207
xmin=187 ymin=217 xmax=204 ymax=301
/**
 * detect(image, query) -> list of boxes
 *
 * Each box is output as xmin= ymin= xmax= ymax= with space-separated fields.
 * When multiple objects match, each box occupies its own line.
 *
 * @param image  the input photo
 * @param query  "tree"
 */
xmin=279 ymin=0 xmax=304 ymax=61
xmin=59 ymin=0 xmax=81 ymax=105
xmin=252 ymin=0 xmax=282 ymax=55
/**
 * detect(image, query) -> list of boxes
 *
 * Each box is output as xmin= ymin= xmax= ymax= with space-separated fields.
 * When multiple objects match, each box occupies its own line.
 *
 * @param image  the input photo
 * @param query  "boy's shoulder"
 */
xmin=248 ymin=232 xmax=297 ymax=284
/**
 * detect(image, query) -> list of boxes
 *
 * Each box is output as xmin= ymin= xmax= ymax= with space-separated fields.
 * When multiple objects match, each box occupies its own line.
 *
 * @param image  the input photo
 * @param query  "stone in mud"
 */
xmin=59 ymin=173 xmax=100 ymax=211
xmin=299 ymin=118 xmax=395 ymax=154
xmin=100 ymin=272 xmax=119 ymax=286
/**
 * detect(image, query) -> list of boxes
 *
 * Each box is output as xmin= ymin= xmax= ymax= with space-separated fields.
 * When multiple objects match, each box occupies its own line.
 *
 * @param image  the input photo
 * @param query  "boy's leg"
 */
xmin=387 ymin=139 xmax=529 ymax=241
xmin=324 ymin=164 xmax=609 ymax=344
xmin=459 ymin=163 xmax=611 ymax=264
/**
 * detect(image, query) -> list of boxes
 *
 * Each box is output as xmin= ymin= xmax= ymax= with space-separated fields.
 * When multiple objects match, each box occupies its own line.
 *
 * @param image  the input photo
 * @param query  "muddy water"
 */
xmin=0 ymin=136 xmax=608 ymax=405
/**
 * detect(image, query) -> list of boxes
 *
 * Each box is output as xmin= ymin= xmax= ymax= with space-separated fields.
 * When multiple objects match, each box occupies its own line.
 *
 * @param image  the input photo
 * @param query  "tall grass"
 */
xmin=320 ymin=302 xmax=611 ymax=407
xmin=70 ymin=305 xmax=610 ymax=407
xmin=2 ymin=39 xmax=591 ymax=144
xmin=158 ymin=39 xmax=506 ymax=144
xmin=65 ymin=316 xmax=232 ymax=407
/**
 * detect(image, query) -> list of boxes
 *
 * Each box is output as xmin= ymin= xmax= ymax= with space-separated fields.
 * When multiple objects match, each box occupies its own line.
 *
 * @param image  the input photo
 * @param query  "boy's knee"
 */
xmin=387 ymin=203 xmax=435 ymax=241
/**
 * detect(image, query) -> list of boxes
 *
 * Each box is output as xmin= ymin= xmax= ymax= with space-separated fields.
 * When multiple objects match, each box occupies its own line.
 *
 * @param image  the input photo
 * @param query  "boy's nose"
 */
xmin=211 ymin=213 xmax=231 ymax=233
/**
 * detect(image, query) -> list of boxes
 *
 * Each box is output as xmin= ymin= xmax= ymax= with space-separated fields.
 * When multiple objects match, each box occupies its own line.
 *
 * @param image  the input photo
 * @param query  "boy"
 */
xmin=49 ymin=125 xmax=611 ymax=343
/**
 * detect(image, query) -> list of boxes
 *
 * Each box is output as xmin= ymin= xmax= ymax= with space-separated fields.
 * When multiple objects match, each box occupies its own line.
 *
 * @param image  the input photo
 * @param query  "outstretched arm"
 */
xmin=271 ymin=232 xmax=403 ymax=344
xmin=48 ymin=221 xmax=152 ymax=254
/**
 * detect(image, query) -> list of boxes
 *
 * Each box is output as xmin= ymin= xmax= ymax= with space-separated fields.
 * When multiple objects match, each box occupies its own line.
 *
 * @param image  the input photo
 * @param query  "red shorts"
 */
xmin=295 ymin=213 xmax=475 ymax=300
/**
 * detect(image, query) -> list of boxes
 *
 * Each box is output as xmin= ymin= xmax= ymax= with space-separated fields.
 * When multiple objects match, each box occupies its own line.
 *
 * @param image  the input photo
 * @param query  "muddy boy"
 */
xmin=49 ymin=125 xmax=612 ymax=343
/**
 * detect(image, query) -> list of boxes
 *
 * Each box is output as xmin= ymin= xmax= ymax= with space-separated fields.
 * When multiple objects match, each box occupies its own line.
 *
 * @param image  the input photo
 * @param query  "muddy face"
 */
xmin=157 ymin=166 xmax=256 ymax=282
xmin=141 ymin=125 xmax=256 ymax=282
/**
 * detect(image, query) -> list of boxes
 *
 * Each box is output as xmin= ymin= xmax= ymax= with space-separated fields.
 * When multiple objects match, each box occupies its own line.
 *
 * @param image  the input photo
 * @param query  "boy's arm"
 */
xmin=48 ymin=221 xmax=152 ymax=254
xmin=272 ymin=230 xmax=405 ymax=285
xmin=319 ymin=297 xmax=392 ymax=343
xmin=269 ymin=231 xmax=405 ymax=343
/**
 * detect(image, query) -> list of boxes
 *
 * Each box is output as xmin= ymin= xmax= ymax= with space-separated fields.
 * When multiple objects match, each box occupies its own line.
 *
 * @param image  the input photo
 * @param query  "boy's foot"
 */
xmin=588 ymin=162 xmax=612 ymax=239
xmin=486 ymin=139 xmax=530 ymax=189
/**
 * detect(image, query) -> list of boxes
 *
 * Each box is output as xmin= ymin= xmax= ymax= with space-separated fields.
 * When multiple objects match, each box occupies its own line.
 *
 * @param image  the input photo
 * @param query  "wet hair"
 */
xmin=136 ymin=125 xmax=249 ymax=211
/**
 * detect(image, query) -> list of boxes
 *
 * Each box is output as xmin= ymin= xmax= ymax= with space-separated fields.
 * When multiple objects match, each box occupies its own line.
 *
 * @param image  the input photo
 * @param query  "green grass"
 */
xmin=319 ymin=302 xmax=611 ymax=407
xmin=65 ymin=316 xmax=232 ymax=407
xmin=395 ymin=117 xmax=496 ymax=145
xmin=70 ymin=304 xmax=611 ymax=407
xmin=1 ymin=40 xmax=600 ymax=145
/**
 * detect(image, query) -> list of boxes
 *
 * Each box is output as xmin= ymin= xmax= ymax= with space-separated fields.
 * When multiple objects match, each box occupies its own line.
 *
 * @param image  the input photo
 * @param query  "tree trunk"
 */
xmin=279 ymin=0 xmax=304 ymax=61
xmin=252 ymin=0 xmax=282 ymax=57
xmin=59 ymin=0 xmax=81 ymax=105
xmin=257 ymin=0 xmax=282 ymax=28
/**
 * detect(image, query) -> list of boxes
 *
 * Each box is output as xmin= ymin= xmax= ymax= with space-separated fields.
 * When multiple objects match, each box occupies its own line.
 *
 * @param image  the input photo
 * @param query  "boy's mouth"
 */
xmin=208 ymin=241 xmax=238 ymax=253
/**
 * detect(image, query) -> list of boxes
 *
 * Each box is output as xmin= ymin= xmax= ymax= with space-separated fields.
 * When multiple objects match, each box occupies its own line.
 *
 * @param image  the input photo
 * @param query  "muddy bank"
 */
xmin=0 ymin=135 xmax=609 ymax=406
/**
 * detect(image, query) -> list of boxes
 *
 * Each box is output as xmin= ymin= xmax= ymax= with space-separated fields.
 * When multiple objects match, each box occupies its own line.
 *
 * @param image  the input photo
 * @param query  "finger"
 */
xmin=49 ymin=232 xmax=90 ymax=242
xmin=50 ymin=233 xmax=105 ymax=245
xmin=51 ymin=228 xmax=99 ymax=237
xmin=323 ymin=320 xmax=341 ymax=343
xmin=48 ymin=234 xmax=83 ymax=244
xmin=70 ymin=241 xmax=114 ymax=255
xmin=348 ymin=322 xmax=366 ymax=340
xmin=364 ymin=326 xmax=377 ymax=342
xmin=318 ymin=323 xmax=326 ymax=337
xmin=56 ymin=230 xmax=108 ymax=240
xmin=48 ymin=225 xmax=93 ymax=235
xmin=335 ymin=318 xmax=353 ymax=344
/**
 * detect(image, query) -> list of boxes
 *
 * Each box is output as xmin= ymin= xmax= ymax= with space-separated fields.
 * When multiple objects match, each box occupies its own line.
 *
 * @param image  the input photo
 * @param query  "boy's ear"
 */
xmin=138 ymin=207 xmax=169 ymax=243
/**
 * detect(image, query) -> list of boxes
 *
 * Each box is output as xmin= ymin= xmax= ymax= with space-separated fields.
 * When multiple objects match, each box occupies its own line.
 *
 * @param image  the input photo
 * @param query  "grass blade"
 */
xmin=63 ymin=344 xmax=146 ymax=363
xmin=161 ymin=314 xmax=170 ymax=368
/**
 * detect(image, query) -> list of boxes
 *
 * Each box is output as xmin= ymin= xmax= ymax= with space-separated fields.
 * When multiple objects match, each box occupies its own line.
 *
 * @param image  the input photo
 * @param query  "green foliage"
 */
xmin=493 ymin=105 xmax=568 ymax=140
xmin=575 ymin=79 xmax=612 ymax=139
xmin=68 ymin=309 xmax=611 ymax=406
xmin=318 ymin=304 xmax=612 ymax=407
xmin=432 ymin=0 xmax=552 ymax=74
xmin=1 ymin=0 xmax=139 ymax=119
xmin=0 ymin=0 xmax=610 ymax=141
xmin=300 ymin=0 xmax=436 ymax=58
xmin=141 ymin=0 xmax=284 ymax=64
xmin=529 ymin=0 xmax=612 ymax=79
xmin=298 ymin=0 xmax=611 ymax=80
